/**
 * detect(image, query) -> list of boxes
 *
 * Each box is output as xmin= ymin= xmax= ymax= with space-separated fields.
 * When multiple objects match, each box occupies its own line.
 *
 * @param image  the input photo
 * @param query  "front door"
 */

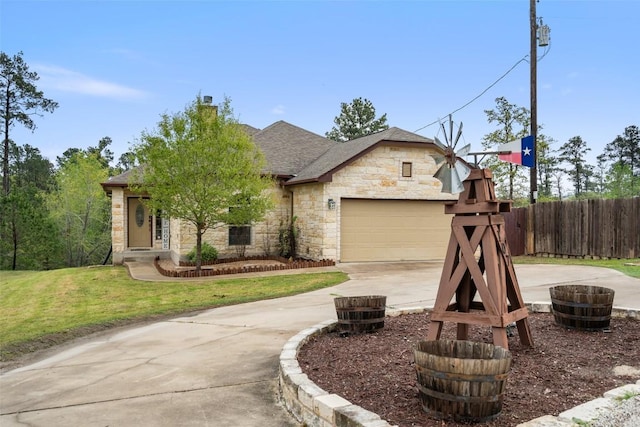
xmin=128 ymin=198 xmax=151 ymax=248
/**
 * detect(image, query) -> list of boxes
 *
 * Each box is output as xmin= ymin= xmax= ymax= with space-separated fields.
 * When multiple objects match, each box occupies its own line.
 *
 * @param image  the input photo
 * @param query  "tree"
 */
xmin=48 ymin=152 xmax=111 ymax=267
xmin=0 ymin=141 xmax=61 ymax=270
xmin=1 ymin=51 xmax=58 ymax=195
xmin=1 ymin=185 xmax=62 ymax=270
xmin=604 ymin=163 xmax=637 ymax=198
xmin=557 ymin=136 xmax=591 ymax=198
xmin=601 ymin=125 xmax=639 ymax=194
xmin=594 ymin=154 xmax=608 ymax=194
xmin=535 ymin=134 xmax=559 ymax=200
xmin=114 ymin=151 xmax=138 ymax=174
xmin=325 ymin=97 xmax=389 ymax=142
xmin=131 ymin=95 xmax=274 ymax=272
xmin=57 ymin=136 xmax=114 ymax=171
xmin=11 ymin=143 xmax=54 ymax=191
xmin=480 ymin=97 xmax=530 ymax=201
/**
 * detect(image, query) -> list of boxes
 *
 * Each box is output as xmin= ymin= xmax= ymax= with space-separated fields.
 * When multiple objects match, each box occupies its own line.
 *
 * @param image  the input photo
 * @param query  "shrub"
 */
xmin=278 ymin=216 xmax=299 ymax=258
xmin=187 ymin=242 xmax=218 ymax=263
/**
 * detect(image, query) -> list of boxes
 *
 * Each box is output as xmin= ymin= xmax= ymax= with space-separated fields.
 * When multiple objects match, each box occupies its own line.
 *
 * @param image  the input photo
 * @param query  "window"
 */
xmin=402 ymin=162 xmax=412 ymax=177
xmin=229 ymin=226 xmax=251 ymax=245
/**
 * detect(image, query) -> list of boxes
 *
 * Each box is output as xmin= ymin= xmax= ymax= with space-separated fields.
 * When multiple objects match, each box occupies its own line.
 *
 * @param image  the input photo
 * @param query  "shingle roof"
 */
xmin=101 ymin=123 xmax=437 ymax=189
xmin=241 ymin=124 xmax=261 ymax=136
xmin=285 ymin=127 xmax=436 ymax=184
xmin=101 ymin=167 xmax=139 ymax=188
xmin=252 ymin=121 xmax=336 ymax=176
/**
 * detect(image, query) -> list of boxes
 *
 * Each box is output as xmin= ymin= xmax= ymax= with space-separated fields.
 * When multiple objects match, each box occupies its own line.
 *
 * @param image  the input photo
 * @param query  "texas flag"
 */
xmin=497 ymin=135 xmax=535 ymax=168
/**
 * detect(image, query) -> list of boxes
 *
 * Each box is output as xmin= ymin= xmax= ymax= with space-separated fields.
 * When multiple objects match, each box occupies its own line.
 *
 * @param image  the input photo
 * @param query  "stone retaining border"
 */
xmin=278 ymin=303 xmax=639 ymax=427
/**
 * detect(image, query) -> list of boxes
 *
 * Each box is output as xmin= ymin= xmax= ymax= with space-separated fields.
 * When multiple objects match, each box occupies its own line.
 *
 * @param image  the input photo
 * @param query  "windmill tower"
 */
xmin=428 ymin=116 xmax=533 ymax=349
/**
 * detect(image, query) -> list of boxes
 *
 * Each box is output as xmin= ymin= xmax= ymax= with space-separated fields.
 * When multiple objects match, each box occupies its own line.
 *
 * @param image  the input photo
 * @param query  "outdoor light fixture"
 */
xmin=327 ymin=198 xmax=336 ymax=210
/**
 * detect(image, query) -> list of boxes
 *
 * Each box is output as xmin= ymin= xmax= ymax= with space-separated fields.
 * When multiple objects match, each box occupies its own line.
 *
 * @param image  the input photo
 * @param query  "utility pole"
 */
xmin=530 ymin=0 xmax=538 ymax=205
xmin=530 ymin=1 xmax=550 ymax=205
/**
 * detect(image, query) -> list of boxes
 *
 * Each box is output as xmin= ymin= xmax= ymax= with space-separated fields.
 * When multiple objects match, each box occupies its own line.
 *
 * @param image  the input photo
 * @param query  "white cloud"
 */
xmin=271 ymin=104 xmax=285 ymax=115
xmin=34 ymin=64 xmax=147 ymax=100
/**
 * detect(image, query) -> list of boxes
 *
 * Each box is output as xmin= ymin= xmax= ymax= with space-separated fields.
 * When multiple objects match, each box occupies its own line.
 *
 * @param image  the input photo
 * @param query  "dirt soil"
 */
xmin=298 ymin=312 xmax=640 ymax=426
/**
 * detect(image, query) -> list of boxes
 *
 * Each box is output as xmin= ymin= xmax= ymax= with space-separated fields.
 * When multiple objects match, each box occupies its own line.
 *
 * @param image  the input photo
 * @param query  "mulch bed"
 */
xmin=155 ymin=256 xmax=335 ymax=277
xmin=297 ymin=311 xmax=640 ymax=426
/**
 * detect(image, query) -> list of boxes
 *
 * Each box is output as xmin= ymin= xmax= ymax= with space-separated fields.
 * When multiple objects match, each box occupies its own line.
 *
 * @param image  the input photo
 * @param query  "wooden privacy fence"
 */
xmin=503 ymin=198 xmax=639 ymax=259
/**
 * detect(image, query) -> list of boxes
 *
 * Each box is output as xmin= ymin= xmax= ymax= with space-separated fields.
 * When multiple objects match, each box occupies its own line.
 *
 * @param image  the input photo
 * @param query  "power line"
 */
xmin=414 ymin=54 xmax=530 ymax=133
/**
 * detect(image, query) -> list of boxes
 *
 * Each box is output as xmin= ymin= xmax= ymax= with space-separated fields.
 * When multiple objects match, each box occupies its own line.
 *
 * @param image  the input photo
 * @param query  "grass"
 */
xmin=615 ymin=391 xmax=639 ymax=401
xmin=1 ymin=257 xmax=638 ymax=362
xmin=512 ymin=256 xmax=640 ymax=279
xmin=0 ymin=266 xmax=348 ymax=361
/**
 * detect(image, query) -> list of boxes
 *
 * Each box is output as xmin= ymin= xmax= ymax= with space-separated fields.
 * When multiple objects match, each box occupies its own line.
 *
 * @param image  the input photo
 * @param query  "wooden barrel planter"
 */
xmin=549 ymin=285 xmax=615 ymax=331
xmin=414 ymin=340 xmax=512 ymax=423
xmin=334 ymin=295 xmax=386 ymax=333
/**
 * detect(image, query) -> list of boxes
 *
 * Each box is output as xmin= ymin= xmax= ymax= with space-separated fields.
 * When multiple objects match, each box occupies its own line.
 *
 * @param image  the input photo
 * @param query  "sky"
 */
xmin=1 ymin=0 xmax=638 ymax=168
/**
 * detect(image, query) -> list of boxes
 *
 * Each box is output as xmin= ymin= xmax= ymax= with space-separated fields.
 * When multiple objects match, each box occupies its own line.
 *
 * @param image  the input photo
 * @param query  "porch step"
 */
xmin=122 ymin=250 xmax=169 ymax=263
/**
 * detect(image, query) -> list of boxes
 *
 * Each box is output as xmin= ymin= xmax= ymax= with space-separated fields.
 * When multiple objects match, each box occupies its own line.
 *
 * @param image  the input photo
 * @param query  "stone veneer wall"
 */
xmin=171 ymin=186 xmax=291 ymax=263
xmin=289 ymin=145 xmax=458 ymax=261
xmin=110 ymin=188 xmax=126 ymax=264
xmin=110 ymin=145 xmax=460 ymax=264
xmin=291 ymin=183 xmax=328 ymax=260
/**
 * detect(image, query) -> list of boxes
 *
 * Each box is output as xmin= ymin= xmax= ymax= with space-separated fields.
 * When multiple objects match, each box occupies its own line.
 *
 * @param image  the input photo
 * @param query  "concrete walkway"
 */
xmin=1 ymin=261 xmax=639 ymax=426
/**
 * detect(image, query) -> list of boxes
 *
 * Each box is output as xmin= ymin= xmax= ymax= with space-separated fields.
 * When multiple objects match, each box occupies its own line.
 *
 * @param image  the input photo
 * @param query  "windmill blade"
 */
xmin=434 ymin=163 xmax=453 ymax=193
xmin=453 ymin=121 xmax=464 ymax=149
xmin=456 ymin=143 xmax=471 ymax=158
xmin=448 ymin=115 xmax=454 ymax=148
xmin=454 ymin=160 xmax=471 ymax=183
xmin=434 ymin=162 xmax=466 ymax=194
xmin=439 ymin=121 xmax=449 ymax=146
xmin=433 ymin=136 xmax=447 ymax=151
xmin=449 ymin=167 xmax=465 ymax=194
xmin=431 ymin=154 xmax=446 ymax=166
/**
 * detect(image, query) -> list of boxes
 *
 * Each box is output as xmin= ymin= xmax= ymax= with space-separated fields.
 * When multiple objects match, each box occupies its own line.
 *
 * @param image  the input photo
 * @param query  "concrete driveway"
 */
xmin=1 ymin=261 xmax=639 ymax=426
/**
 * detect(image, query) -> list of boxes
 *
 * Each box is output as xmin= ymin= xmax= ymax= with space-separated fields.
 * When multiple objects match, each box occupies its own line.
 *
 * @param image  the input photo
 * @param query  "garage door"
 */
xmin=340 ymin=199 xmax=452 ymax=262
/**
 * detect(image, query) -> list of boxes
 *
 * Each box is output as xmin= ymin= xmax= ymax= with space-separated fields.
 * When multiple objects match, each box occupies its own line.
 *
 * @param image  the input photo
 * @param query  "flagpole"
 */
xmin=530 ymin=0 xmax=538 ymax=204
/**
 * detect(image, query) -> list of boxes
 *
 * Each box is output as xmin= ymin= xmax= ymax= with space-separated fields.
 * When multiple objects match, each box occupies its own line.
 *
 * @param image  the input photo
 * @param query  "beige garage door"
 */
xmin=340 ymin=199 xmax=452 ymax=262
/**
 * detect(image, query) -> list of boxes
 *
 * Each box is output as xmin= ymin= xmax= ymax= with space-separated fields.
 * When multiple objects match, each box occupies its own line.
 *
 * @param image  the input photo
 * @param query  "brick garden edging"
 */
xmin=154 ymin=256 xmax=335 ymax=278
xmin=279 ymin=304 xmax=639 ymax=427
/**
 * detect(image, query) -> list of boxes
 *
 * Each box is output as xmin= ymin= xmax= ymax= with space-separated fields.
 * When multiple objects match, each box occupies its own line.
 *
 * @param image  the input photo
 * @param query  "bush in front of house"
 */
xmin=187 ymin=242 xmax=219 ymax=264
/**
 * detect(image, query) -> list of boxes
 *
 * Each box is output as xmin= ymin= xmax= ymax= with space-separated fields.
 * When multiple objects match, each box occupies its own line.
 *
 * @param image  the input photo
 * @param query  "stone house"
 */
xmin=101 ymin=121 xmax=457 ymax=265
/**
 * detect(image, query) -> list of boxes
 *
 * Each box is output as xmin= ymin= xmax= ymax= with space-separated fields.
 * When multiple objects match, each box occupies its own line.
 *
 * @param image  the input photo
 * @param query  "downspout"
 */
xmin=288 ymin=184 xmax=295 ymax=257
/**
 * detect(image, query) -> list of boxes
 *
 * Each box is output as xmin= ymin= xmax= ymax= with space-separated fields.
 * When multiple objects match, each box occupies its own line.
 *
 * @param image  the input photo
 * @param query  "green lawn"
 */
xmin=2 ymin=257 xmax=638 ymax=363
xmin=512 ymin=256 xmax=640 ymax=279
xmin=0 ymin=266 xmax=348 ymax=361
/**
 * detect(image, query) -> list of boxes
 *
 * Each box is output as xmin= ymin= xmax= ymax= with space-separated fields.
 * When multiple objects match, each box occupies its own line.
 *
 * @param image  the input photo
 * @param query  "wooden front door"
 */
xmin=128 ymin=198 xmax=151 ymax=248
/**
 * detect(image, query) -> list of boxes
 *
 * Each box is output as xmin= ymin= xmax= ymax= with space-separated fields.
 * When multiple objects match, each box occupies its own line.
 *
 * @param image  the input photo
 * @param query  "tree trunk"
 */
xmin=11 ymin=215 xmax=17 ymax=270
xmin=3 ymin=85 xmax=11 ymax=196
xmin=195 ymin=229 xmax=203 ymax=273
xmin=508 ymin=164 xmax=514 ymax=200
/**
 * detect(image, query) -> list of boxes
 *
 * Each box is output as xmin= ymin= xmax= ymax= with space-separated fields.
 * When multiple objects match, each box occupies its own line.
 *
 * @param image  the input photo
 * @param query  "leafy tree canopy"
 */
xmin=48 ymin=151 xmax=111 ymax=267
xmin=558 ymin=135 xmax=591 ymax=197
xmin=326 ymin=97 xmax=389 ymax=142
xmin=130 ymin=95 xmax=274 ymax=270
xmin=1 ymin=51 xmax=58 ymax=194
xmin=480 ymin=97 xmax=531 ymax=201
xmin=57 ymin=136 xmax=114 ymax=172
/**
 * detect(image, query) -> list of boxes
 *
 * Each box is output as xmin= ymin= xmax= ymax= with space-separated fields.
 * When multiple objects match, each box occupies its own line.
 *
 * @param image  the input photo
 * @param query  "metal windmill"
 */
xmin=432 ymin=115 xmax=471 ymax=194
xmin=428 ymin=116 xmax=533 ymax=350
